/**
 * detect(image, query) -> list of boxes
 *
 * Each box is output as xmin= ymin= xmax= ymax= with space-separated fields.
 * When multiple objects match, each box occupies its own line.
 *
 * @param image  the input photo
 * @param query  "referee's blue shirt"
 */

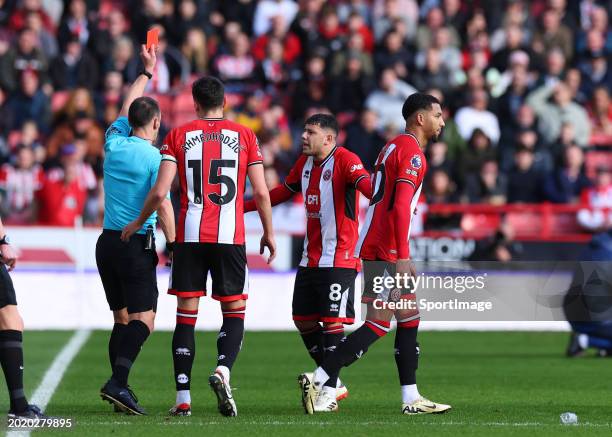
xmin=103 ymin=117 xmax=164 ymax=234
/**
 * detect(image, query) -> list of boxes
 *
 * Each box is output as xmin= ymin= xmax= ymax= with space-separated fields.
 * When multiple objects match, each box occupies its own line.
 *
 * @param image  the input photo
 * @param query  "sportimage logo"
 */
xmin=323 ymin=169 xmax=332 ymax=181
xmin=175 ymin=347 xmax=191 ymax=356
xmin=177 ymin=373 xmax=189 ymax=384
xmin=411 ymin=154 xmax=422 ymax=169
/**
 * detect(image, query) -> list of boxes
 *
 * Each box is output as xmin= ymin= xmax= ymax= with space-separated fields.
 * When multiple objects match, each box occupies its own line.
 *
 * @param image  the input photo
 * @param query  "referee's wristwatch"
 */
xmin=0 ymin=235 xmax=10 ymax=245
xmin=140 ymin=70 xmax=153 ymax=79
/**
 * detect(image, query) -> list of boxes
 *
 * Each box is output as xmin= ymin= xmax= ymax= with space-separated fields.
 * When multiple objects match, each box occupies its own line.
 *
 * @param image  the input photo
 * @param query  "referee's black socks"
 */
xmin=108 ymin=323 xmax=127 ymax=370
xmin=112 ymin=320 xmax=150 ymax=387
xmin=0 ymin=330 xmax=28 ymax=413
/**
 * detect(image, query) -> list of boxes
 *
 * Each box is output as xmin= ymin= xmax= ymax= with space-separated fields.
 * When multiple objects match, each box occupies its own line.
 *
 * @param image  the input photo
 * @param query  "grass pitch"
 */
xmin=3 ymin=330 xmax=612 ymax=436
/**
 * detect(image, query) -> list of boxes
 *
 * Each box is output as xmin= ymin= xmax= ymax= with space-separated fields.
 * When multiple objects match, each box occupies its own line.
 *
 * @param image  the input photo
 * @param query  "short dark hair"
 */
xmin=128 ymin=96 xmax=160 ymax=128
xmin=402 ymin=93 xmax=441 ymax=121
xmin=304 ymin=113 xmax=339 ymax=135
xmin=192 ymin=76 xmax=225 ymax=110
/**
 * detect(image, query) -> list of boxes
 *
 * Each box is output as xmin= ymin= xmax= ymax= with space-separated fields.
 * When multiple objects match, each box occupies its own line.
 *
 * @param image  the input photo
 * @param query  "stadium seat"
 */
xmin=585 ymin=150 xmax=612 ymax=178
xmin=505 ymin=212 xmax=542 ymax=238
xmin=460 ymin=213 xmax=500 ymax=238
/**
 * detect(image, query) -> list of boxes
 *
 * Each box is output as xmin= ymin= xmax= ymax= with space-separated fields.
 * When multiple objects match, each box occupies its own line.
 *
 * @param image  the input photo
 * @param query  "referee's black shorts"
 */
xmin=96 ymin=229 xmax=159 ymax=314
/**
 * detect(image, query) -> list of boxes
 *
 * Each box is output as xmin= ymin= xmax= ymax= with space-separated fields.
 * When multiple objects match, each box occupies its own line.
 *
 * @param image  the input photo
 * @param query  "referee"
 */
xmin=97 ymin=45 xmax=175 ymax=415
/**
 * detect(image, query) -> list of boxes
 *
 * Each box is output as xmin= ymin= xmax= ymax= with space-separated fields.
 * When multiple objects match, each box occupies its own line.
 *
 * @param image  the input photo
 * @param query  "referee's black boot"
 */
xmin=8 ymin=404 xmax=47 ymax=419
xmin=100 ymin=379 xmax=146 ymax=415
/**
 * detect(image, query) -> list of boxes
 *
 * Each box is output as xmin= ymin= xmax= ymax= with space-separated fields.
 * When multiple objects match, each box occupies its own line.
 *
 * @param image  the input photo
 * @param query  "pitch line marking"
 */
xmin=6 ymin=329 xmax=91 ymax=437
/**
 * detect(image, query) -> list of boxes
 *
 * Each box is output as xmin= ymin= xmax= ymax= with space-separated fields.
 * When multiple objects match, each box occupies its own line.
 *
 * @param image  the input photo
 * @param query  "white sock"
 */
xmin=401 ymin=384 xmax=420 ymax=404
xmin=578 ymin=334 xmax=588 ymax=349
xmin=216 ymin=365 xmax=230 ymax=384
xmin=176 ymin=390 xmax=191 ymax=405
xmin=336 ymin=378 xmax=343 ymax=388
xmin=313 ymin=367 xmax=330 ymax=386
xmin=322 ymin=385 xmax=337 ymax=398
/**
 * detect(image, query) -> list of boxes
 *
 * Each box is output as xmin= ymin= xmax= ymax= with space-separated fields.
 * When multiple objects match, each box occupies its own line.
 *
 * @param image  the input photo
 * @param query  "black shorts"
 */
xmin=361 ymin=259 xmax=416 ymax=303
xmin=96 ymin=230 xmax=159 ymax=314
xmin=292 ymin=267 xmax=356 ymax=324
xmin=168 ymin=243 xmax=248 ymax=302
xmin=0 ymin=264 xmax=17 ymax=309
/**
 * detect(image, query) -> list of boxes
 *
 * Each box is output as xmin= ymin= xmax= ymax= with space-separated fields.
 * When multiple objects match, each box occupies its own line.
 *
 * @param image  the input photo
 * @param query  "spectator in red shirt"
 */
xmin=252 ymin=15 xmax=301 ymax=65
xmin=35 ymin=146 xmax=87 ymax=227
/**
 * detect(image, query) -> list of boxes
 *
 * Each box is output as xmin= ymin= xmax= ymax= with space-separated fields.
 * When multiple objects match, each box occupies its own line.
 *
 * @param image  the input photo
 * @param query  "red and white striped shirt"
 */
xmin=355 ymin=133 xmax=426 ymax=262
xmin=0 ymin=164 xmax=43 ymax=211
xmin=285 ymin=147 xmax=369 ymax=269
xmin=161 ymin=118 xmax=263 ymax=244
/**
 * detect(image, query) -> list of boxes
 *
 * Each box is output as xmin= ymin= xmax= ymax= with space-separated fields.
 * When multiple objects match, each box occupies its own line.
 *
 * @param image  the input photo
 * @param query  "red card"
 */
xmin=146 ymin=28 xmax=159 ymax=49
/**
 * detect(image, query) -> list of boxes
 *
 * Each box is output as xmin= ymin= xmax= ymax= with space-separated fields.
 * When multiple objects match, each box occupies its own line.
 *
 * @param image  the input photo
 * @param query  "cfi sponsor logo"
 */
xmin=410 ymin=154 xmax=422 ymax=169
xmin=323 ymin=169 xmax=332 ymax=181
xmin=350 ymin=163 xmax=363 ymax=172
xmin=177 ymin=373 xmax=189 ymax=384
xmin=175 ymin=347 xmax=191 ymax=356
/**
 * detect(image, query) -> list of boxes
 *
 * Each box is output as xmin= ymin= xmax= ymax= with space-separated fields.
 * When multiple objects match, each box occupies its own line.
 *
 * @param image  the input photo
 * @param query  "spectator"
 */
xmin=543 ymin=144 xmax=592 ymax=203
xmin=315 ymin=6 xmax=345 ymax=54
xmin=91 ymin=10 xmax=129 ymax=63
xmin=578 ymin=49 xmax=612 ymax=99
xmin=454 ymin=89 xmax=501 ymax=145
xmin=372 ymin=0 xmax=419 ymax=43
xmin=213 ymin=32 xmax=256 ymax=90
xmin=577 ymin=165 xmax=612 ymax=232
xmin=426 ymin=141 xmax=454 ymax=179
xmin=374 ymin=30 xmax=411 ymax=79
xmin=35 ymin=147 xmax=87 ymax=226
xmin=166 ymin=0 xmax=206 ymax=47
xmin=128 ymin=25 xmax=189 ymax=93
xmin=415 ymin=27 xmax=462 ymax=73
xmin=291 ymin=52 xmax=329 ymax=120
xmin=212 ymin=0 xmax=256 ymax=36
xmin=254 ymin=37 xmax=289 ymax=96
xmin=25 ymin=9 xmax=58 ymax=60
xmin=49 ymin=34 xmax=99 ymax=90
xmin=416 ymin=6 xmax=460 ymax=51
xmin=0 ymin=145 xmax=43 ymax=223
xmin=532 ymin=8 xmax=574 ymax=61
xmin=364 ymin=67 xmax=416 ymax=131
xmin=455 ymin=128 xmax=497 ymax=189
xmin=411 ymin=47 xmax=453 ymax=94
xmin=534 ymin=48 xmax=567 ymax=89
xmin=329 ymin=54 xmax=375 ymax=114
xmin=490 ymin=24 xmax=534 ymax=73
xmin=252 ymin=14 xmax=302 ymax=65
xmin=253 ymin=0 xmax=299 ymax=37
xmin=7 ymin=70 xmax=51 ymax=133
xmin=0 ymin=28 xmax=48 ymax=93
xmin=104 ymin=36 xmax=134 ymax=82
xmin=8 ymin=0 xmax=55 ymax=34
xmin=506 ymin=145 xmax=543 ymax=203
xmin=588 ymin=86 xmax=612 ymax=141
xmin=330 ymin=31 xmax=374 ymax=77
xmin=527 ymin=81 xmax=591 ymax=147
xmin=425 ymin=169 xmax=461 ymax=230
xmin=57 ymin=0 xmax=92 ymax=49
xmin=464 ymin=159 xmax=508 ymax=205
xmin=346 ymin=11 xmax=374 ymax=53
xmin=344 ymin=109 xmax=385 ymax=172
xmin=181 ymin=28 xmax=209 ymax=75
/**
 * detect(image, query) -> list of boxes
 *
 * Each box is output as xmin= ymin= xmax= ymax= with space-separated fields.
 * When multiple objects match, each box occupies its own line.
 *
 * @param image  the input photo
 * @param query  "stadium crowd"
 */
xmin=0 ymin=0 xmax=610 ymax=230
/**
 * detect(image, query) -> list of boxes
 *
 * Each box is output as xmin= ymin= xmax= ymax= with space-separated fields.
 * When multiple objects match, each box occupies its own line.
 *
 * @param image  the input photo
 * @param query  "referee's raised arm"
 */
xmin=119 ymin=45 xmax=156 ymax=118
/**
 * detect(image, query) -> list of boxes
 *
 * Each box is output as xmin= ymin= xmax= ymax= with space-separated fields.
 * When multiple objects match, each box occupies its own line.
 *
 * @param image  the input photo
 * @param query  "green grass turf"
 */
xmin=2 ymin=330 xmax=611 ymax=436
